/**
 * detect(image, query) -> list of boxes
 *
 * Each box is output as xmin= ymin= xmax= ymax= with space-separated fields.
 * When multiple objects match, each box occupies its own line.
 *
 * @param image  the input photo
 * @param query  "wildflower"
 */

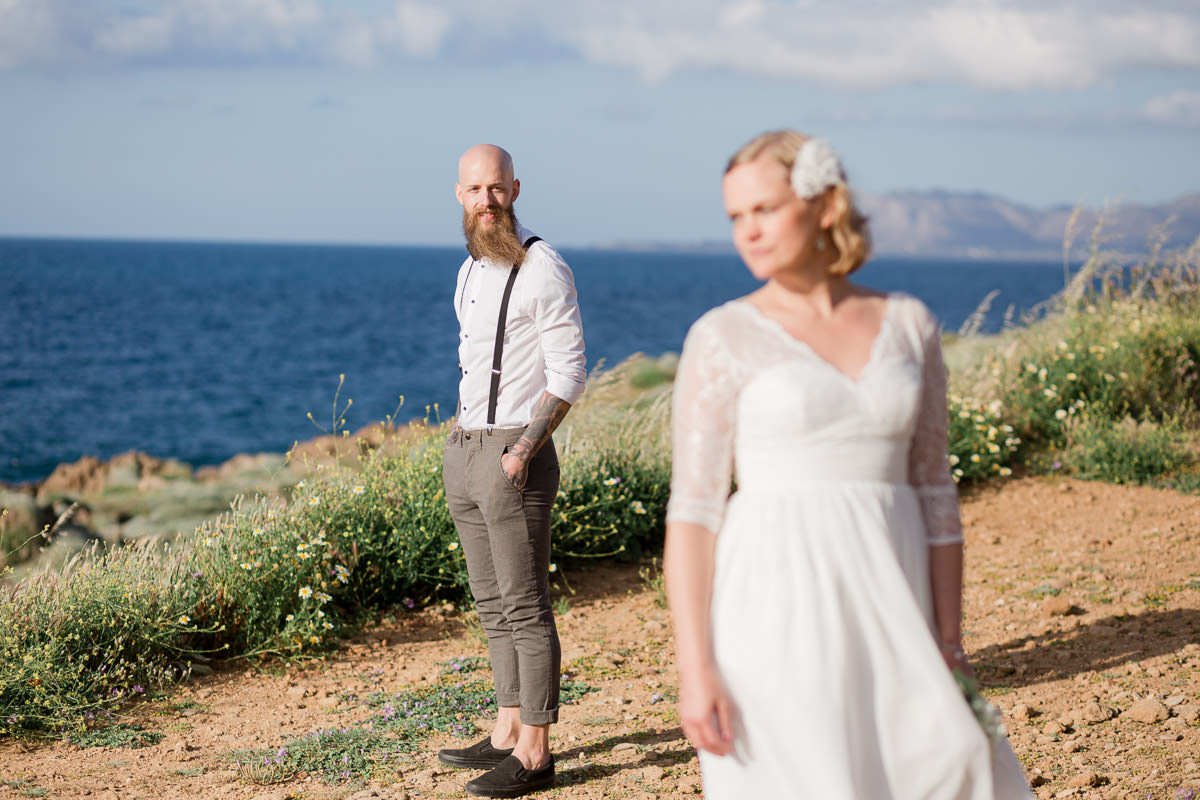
xmin=1066 ymin=372 xmax=1077 ymax=381
xmin=549 ymin=563 xmax=558 ymax=573
xmin=203 ymin=537 xmax=215 ymax=547
xmin=404 ymin=597 xmax=415 ymax=609
xmin=179 ymin=615 xmax=191 ymax=625
xmin=309 ymin=496 xmax=321 ymax=506
xmin=948 ymin=454 xmax=960 ymax=466
xmin=352 ymin=485 xmax=365 ymax=495
xmin=316 ymin=591 xmax=332 ymax=603
xmin=1055 ymin=409 xmax=1068 ymax=420
xmin=299 ymin=586 xmax=313 ymax=599
xmin=969 ymin=454 xmax=980 ymax=463
xmin=448 ymin=542 xmax=459 ymax=551
xmin=252 ymin=527 xmax=263 ymax=536
xmin=603 ymin=476 xmax=621 ymax=486
xmin=1042 ymin=388 xmax=1057 ymax=398
xmin=998 ymin=467 xmax=1013 ymax=477
xmin=323 ymin=622 xmax=334 ymax=630
xmin=240 ymin=562 xmax=252 ymax=570
xmin=132 ymin=685 xmax=144 ymax=694
xmin=309 ymin=636 xmax=320 ymax=644
xmin=285 ymin=614 xmax=295 ymax=622
xmin=631 ymin=500 xmax=647 ymax=515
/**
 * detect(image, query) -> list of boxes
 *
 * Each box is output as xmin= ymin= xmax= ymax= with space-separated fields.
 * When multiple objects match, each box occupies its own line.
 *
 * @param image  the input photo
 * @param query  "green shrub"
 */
xmin=1057 ymin=413 xmax=1195 ymax=485
xmin=946 ymin=393 xmax=1019 ymax=484
xmin=0 ymin=357 xmax=673 ymax=737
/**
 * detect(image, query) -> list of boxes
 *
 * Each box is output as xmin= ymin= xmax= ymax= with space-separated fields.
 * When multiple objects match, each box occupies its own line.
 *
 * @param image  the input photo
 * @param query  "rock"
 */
xmin=285 ymin=686 xmax=309 ymax=698
xmin=1042 ymin=720 xmax=1067 ymax=736
xmin=1176 ymin=705 xmax=1200 ymax=723
xmin=613 ymin=742 xmax=639 ymax=755
xmin=1074 ymin=701 xmax=1115 ymax=725
xmin=1010 ymin=703 xmax=1034 ymax=722
xmin=640 ymin=765 xmax=666 ymax=782
xmin=1041 ymin=596 xmax=1074 ymax=617
xmin=1165 ymin=695 xmax=1186 ymax=707
xmin=1066 ymin=770 xmax=1100 ymax=788
xmin=1125 ymin=697 xmax=1169 ymax=723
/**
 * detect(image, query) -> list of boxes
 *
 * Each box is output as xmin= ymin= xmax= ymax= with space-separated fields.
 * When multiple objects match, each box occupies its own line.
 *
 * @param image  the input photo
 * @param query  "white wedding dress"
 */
xmin=667 ymin=293 xmax=1032 ymax=799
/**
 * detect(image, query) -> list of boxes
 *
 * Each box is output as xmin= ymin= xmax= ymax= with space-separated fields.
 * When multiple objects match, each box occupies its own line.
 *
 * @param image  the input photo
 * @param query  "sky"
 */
xmin=1 ymin=0 xmax=1199 ymax=248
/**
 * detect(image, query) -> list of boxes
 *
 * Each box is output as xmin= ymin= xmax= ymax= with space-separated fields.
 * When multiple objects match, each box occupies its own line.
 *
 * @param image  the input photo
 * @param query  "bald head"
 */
xmin=458 ymin=144 xmax=514 ymax=184
xmin=456 ymin=143 xmax=520 ymax=216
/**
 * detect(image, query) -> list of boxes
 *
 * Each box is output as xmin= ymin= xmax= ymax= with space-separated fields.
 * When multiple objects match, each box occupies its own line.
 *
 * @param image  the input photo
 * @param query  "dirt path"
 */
xmin=2 ymin=476 xmax=1199 ymax=800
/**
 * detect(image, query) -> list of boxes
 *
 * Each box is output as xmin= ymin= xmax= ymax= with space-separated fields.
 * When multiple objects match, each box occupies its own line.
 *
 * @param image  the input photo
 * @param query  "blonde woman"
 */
xmin=664 ymin=130 xmax=1032 ymax=799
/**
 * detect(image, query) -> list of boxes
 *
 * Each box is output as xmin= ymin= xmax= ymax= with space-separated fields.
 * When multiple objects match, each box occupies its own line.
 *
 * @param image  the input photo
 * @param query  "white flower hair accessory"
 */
xmin=790 ymin=138 xmax=844 ymax=199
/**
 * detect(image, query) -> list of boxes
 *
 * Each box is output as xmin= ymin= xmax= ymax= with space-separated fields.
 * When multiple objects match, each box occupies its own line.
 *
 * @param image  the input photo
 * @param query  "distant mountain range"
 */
xmin=859 ymin=191 xmax=1200 ymax=260
xmin=608 ymin=191 xmax=1200 ymax=261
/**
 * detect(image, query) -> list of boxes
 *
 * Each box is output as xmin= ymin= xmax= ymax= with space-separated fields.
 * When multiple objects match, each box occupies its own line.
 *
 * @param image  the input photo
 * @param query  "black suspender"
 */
xmin=485 ymin=236 xmax=541 ymax=428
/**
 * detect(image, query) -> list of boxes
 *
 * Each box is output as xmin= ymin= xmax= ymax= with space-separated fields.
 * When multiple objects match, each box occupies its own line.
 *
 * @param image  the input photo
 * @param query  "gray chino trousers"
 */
xmin=443 ymin=425 xmax=561 ymax=725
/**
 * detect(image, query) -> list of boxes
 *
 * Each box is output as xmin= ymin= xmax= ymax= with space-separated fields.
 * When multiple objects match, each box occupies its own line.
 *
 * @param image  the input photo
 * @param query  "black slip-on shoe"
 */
xmin=465 ymin=754 xmax=555 ymax=798
xmin=437 ymin=736 xmax=515 ymax=769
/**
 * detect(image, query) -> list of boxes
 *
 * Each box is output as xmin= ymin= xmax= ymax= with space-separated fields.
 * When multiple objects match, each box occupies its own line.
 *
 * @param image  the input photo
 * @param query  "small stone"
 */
xmin=1125 ymin=697 xmax=1169 ymax=724
xmin=613 ymin=742 xmax=639 ymax=754
xmin=1042 ymin=720 xmax=1066 ymax=736
xmin=1011 ymin=704 xmax=1034 ymax=721
xmin=285 ymin=686 xmax=308 ymax=698
xmin=1075 ymin=701 xmax=1115 ymax=725
xmin=1145 ymin=665 xmax=1162 ymax=678
xmin=1165 ymin=695 xmax=1186 ymax=707
xmin=641 ymin=765 xmax=666 ymax=782
xmin=1161 ymin=733 xmax=1184 ymax=742
xmin=1066 ymin=770 xmax=1100 ymax=788
xmin=1062 ymin=740 xmax=1082 ymax=753
xmin=1177 ymin=705 xmax=1200 ymax=723
xmin=1041 ymin=596 xmax=1073 ymax=617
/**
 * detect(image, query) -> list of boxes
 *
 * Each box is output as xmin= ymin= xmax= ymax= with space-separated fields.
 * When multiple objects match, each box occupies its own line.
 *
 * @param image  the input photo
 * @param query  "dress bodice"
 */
xmin=666 ymin=292 xmax=963 ymax=545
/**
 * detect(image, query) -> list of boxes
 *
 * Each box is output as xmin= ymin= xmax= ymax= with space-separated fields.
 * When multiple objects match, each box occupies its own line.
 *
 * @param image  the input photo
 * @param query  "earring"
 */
xmin=815 ymin=237 xmax=826 ymax=252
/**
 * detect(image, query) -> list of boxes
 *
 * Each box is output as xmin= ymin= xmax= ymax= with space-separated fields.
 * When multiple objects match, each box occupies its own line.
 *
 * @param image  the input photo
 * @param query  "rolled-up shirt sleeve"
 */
xmin=530 ymin=247 xmax=587 ymax=405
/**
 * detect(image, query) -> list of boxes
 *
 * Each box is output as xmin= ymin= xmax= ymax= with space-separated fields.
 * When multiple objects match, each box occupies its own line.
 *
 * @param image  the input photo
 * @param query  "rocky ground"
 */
xmin=2 ymin=475 xmax=1199 ymax=800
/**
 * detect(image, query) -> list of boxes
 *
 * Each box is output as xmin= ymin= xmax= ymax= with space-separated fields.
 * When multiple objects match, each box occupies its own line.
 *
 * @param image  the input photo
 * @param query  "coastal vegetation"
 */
xmin=1 ymin=222 xmax=1198 ymax=741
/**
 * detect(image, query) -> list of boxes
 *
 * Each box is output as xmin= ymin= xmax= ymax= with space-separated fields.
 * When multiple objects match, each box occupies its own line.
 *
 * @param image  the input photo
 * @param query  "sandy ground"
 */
xmin=2 ymin=476 xmax=1199 ymax=800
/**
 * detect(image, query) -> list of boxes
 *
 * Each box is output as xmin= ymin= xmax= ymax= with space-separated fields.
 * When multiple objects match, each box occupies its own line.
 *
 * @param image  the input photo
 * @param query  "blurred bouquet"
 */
xmin=953 ymin=670 xmax=1007 ymax=740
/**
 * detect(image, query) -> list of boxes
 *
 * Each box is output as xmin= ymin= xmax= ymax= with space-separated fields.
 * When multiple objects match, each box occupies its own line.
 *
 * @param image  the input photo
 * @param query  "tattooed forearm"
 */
xmin=509 ymin=392 xmax=571 ymax=465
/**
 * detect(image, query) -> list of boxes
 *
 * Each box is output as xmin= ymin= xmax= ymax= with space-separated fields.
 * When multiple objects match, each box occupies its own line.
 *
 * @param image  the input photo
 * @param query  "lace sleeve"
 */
xmin=906 ymin=303 xmax=964 ymax=546
xmin=666 ymin=315 xmax=738 ymax=534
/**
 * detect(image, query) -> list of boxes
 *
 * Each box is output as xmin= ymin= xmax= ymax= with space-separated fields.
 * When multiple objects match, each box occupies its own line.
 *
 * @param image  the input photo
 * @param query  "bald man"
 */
xmin=437 ymin=144 xmax=586 ymax=798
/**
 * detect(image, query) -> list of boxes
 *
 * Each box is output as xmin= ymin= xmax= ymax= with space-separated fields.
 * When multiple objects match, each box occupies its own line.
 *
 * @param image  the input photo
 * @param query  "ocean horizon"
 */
xmin=1 ymin=236 xmax=1073 ymax=485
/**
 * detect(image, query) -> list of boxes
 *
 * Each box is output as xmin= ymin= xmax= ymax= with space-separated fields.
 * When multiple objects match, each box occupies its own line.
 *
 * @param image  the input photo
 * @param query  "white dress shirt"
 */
xmin=453 ymin=225 xmax=587 ymax=429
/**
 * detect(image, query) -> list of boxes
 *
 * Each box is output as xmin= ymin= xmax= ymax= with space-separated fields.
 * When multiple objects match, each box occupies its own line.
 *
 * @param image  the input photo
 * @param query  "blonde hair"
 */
xmin=726 ymin=130 xmax=872 ymax=276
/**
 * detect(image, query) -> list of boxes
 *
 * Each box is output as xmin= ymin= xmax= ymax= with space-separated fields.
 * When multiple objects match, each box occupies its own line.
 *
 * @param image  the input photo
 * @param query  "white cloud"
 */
xmin=2 ymin=0 xmax=1199 ymax=97
xmin=556 ymin=1 xmax=1200 ymax=90
xmin=1139 ymin=91 xmax=1200 ymax=128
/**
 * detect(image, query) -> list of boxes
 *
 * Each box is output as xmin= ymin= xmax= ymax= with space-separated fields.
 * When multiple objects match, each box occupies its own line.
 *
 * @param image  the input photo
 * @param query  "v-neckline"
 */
xmin=736 ymin=293 xmax=894 ymax=385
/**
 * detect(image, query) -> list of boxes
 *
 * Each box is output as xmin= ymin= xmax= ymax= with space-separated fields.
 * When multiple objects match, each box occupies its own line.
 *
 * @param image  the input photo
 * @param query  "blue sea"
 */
xmin=0 ymin=238 xmax=1070 ymax=485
